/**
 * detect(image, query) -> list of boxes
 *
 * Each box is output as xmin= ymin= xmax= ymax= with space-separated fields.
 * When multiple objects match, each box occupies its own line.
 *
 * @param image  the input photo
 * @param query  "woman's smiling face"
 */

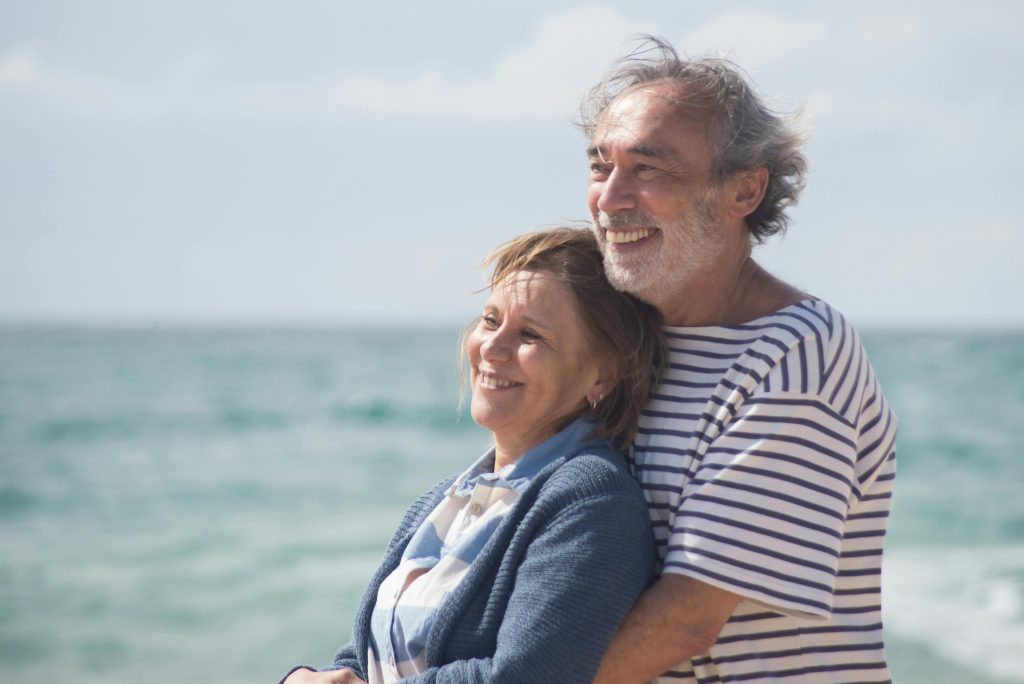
xmin=468 ymin=270 xmax=606 ymax=464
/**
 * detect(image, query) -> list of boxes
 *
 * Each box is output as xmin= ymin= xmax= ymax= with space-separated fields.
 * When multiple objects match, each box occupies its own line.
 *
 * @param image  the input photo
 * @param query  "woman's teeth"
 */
xmin=479 ymin=374 xmax=521 ymax=389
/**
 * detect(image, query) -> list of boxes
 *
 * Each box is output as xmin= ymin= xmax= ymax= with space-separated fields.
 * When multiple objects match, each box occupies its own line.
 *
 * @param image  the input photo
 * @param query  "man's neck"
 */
xmin=656 ymin=256 xmax=807 ymax=327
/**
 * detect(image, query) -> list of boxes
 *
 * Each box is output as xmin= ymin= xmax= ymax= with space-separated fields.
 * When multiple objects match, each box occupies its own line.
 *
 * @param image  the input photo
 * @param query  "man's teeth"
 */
xmin=606 ymin=228 xmax=654 ymax=244
xmin=479 ymin=375 xmax=521 ymax=389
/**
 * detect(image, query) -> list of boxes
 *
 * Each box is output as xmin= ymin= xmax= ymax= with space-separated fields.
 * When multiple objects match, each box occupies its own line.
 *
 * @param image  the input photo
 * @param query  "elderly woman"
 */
xmin=282 ymin=228 xmax=666 ymax=684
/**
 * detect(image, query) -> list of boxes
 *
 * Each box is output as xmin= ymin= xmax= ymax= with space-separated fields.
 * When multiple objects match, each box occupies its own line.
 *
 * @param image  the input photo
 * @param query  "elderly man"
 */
xmin=583 ymin=38 xmax=898 ymax=683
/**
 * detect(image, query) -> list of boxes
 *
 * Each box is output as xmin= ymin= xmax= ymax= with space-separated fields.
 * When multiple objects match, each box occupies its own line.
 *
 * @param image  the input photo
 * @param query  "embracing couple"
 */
xmin=281 ymin=36 xmax=897 ymax=684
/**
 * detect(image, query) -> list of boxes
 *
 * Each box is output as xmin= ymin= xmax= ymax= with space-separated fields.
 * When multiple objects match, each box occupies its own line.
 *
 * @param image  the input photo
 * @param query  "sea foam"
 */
xmin=884 ymin=546 xmax=1024 ymax=681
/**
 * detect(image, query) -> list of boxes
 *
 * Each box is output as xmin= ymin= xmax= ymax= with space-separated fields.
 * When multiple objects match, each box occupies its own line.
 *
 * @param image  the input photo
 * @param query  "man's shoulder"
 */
xmin=666 ymin=298 xmax=847 ymax=367
xmin=755 ymin=297 xmax=841 ymax=340
xmin=744 ymin=299 xmax=891 ymax=429
xmin=664 ymin=298 xmax=881 ymax=416
xmin=779 ymin=299 xmax=873 ymax=369
xmin=739 ymin=298 xmax=867 ymax=362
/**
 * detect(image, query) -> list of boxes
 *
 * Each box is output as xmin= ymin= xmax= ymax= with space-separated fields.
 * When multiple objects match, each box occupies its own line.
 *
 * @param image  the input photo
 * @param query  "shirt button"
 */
xmin=470 ymin=503 xmax=482 ymax=515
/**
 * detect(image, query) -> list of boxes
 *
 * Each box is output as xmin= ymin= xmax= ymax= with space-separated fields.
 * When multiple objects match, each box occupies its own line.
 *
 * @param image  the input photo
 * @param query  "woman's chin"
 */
xmin=469 ymin=401 xmax=499 ymax=433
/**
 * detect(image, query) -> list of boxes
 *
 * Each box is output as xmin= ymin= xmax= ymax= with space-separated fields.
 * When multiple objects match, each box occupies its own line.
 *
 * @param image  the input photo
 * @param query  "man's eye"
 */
xmin=589 ymin=162 xmax=611 ymax=176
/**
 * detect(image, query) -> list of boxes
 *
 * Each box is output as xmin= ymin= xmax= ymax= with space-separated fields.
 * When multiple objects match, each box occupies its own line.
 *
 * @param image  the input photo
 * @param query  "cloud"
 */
xmin=0 ymin=48 xmax=39 ymax=85
xmin=328 ymin=6 xmax=646 ymax=119
xmin=674 ymin=9 xmax=830 ymax=69
xmin=0 ymin=8 xmax=648 ymax=123
xmin=848 ymin=9 xmax=927 ymax=47
xmin=0 ymin=46 xmax=235 ymax=121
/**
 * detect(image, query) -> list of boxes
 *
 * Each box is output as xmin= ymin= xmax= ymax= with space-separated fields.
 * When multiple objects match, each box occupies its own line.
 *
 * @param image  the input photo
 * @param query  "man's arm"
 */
xmin=593 ymin=573 xmax=742 ymax=684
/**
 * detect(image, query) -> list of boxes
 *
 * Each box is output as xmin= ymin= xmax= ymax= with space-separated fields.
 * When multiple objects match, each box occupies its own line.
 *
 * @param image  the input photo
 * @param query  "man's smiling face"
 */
xmin=587 ymin=83 xmax=734 ymax=307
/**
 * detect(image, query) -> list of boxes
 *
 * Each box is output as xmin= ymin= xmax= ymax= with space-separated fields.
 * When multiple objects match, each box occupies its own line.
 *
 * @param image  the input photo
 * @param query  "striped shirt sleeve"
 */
xmin=662 ymin=391 xmax=858 ymax=619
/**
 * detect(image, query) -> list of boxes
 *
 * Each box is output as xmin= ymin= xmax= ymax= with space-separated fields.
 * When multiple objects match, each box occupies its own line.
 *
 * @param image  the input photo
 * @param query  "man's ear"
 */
xmin=729 ymin=167 xmax=769 ymax=218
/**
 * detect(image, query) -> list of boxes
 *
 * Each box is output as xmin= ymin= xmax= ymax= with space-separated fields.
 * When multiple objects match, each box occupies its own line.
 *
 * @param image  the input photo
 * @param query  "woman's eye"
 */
xmin=482 ymin=314 xmax=499 ymax=329
xmin=521 ymin=329 xmax=541 ymax=342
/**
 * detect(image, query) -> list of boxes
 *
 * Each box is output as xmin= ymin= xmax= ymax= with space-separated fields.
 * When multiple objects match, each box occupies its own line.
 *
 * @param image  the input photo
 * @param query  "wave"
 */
xmin=24 ymin=401 xmax=470 ymax=445
xmin=884 ymin=545 xmax=1024 ymax=682
xmin=330 ymin=397 xmax=471 ymax=431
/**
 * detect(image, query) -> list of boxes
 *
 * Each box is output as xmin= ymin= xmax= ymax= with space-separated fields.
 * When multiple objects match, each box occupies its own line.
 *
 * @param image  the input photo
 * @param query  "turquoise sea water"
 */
xmin=1 ymin=325 xmax=1022 ymax=683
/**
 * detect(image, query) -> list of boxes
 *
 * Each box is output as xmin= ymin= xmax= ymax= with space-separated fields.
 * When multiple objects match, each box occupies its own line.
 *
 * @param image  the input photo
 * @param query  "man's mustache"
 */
xmin=597 ymin=211 xmax=659 ymax=228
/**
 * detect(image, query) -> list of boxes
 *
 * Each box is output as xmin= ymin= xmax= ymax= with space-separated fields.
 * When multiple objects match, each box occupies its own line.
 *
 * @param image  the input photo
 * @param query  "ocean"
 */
xmin=1 ymin=325 xmax=1022 ymax=683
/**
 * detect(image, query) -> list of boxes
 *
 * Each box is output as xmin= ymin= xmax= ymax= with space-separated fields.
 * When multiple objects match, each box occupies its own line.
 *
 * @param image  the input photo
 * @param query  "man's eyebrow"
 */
xmin=586 ymin=143 xmax=676 ymax=160
xmin=629 ymin=143 xmax=675 ymax=159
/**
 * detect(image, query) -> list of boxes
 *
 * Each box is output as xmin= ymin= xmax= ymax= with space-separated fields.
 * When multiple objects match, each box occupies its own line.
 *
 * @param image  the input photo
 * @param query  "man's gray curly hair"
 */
xmin=579 ymin=35 xmax=808 ymax=242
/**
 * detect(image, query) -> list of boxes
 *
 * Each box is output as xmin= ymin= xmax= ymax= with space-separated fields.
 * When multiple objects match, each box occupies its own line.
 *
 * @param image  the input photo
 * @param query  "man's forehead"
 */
xmin=607 ymin=81 xmax=708 ymax=119
xmin=589 ymin=86 xmax=713 ymax=157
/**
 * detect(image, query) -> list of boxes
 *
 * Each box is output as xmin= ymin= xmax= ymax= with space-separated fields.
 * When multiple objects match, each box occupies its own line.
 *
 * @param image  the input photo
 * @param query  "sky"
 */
xmin=1 ymin=0 xmax=1021 ymax=328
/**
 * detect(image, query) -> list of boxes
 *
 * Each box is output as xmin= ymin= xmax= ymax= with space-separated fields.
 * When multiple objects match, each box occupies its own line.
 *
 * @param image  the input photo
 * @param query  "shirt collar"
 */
xmin=452 ymin=418 xmax=596 ymax=496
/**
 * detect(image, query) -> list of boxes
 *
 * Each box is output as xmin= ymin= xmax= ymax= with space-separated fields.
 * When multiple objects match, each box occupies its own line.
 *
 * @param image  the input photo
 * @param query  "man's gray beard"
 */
xmin=596 ymin=203 xmax=719 ymax=308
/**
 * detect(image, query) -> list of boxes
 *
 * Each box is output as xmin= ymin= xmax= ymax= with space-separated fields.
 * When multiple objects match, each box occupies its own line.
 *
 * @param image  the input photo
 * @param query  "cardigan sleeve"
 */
xmin=402 ymin=487 xmax=655 ymax=684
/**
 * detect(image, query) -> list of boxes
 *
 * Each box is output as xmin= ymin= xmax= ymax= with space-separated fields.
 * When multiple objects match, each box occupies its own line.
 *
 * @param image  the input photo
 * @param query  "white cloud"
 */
xmin=849 ymin=9 xmax=928 ymax=47
xmin=0 ymin=46 xmax=230 ymax=121
xmin=675 ymin=9 xmax=829 ymax=69
xmin=0 ymin=44 xmax=346 ymax=123
xmin=328 ymin=6 xmax=647 ymax=119
xmin=0 ymin=48 xmax=40 ymax=85
xmin=0 ymin=7 xmax=649 ymax=123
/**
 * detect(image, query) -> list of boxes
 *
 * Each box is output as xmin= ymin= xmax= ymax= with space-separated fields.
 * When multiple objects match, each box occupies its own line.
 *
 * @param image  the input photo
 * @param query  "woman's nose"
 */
xmin=480 ymin=328 xmax=512 ymax=361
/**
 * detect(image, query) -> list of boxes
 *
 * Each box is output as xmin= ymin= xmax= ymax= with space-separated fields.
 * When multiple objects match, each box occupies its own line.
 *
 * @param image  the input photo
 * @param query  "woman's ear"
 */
xmin=586 ymin=364 xmax=619 ymax=407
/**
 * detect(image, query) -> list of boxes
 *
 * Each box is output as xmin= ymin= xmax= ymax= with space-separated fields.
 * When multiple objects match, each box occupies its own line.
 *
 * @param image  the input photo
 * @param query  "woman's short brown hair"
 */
xmin=462 ymin=227 xmax=667 ymax=452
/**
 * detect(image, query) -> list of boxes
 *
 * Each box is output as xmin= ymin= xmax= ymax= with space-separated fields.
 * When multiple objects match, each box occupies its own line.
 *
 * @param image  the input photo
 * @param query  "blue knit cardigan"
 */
xmin=284 ymin=434 xmax=655 ymax=683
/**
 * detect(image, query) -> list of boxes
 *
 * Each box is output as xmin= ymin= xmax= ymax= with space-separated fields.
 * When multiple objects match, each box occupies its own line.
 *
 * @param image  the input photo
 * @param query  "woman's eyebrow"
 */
xmin=505 ymin=309 xmax=553 ymax=331
xmin=522 ymin=316 xmax=554 ymax=331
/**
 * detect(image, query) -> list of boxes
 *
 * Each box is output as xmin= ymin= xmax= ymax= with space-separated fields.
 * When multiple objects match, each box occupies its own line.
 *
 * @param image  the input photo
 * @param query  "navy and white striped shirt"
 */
xmin=634 ymin=299 xmax=897 ymax=683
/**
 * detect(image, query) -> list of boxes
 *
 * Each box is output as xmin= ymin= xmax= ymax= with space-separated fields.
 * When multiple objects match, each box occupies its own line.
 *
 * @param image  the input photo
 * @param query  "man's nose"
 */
xmin=595 ymin=168 xmax=637 ymax=214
